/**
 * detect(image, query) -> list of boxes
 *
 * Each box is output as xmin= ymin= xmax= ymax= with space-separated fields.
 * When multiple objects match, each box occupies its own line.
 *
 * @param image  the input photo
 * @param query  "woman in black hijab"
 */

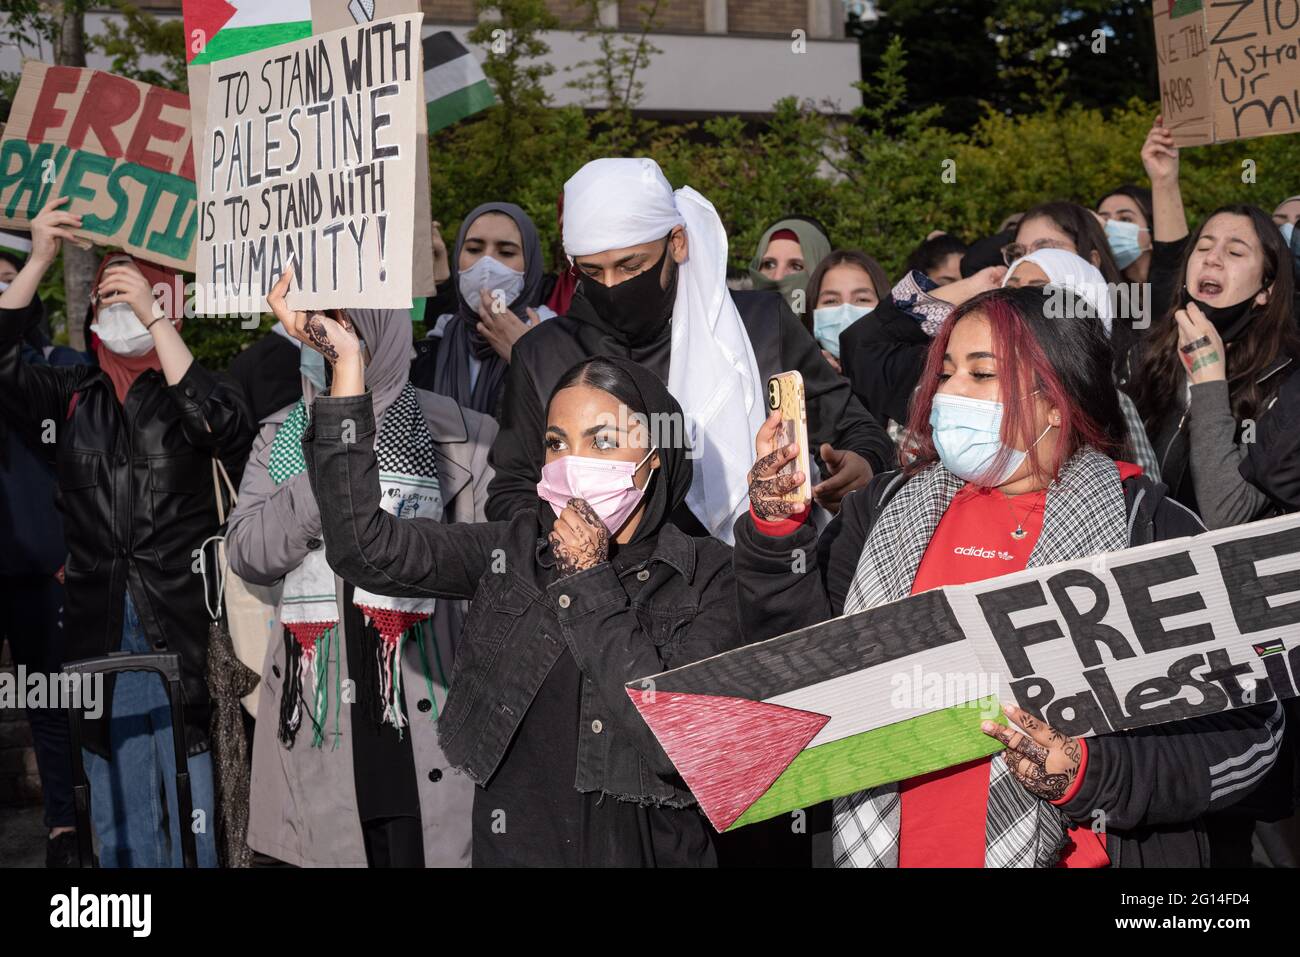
xmin=420 ymin=202 xmax=548 ymax=417
xmin=294 ymin=329 xmax=742 ymax=866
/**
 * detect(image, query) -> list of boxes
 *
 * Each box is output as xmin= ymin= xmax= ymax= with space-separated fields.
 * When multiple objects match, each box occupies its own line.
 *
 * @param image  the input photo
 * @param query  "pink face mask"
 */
xmin=537 ymin=447 xmax=657 ymax=534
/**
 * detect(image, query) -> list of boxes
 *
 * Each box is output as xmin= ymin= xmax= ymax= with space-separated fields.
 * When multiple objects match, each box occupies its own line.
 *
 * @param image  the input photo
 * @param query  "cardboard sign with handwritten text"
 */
xmin=1154 ymin=0 xmax=1300 ymax=146
xmin=196 ymin=14 xmax=422 ymax=314
xmin=0 ymin=62 xmax=196 ymax=270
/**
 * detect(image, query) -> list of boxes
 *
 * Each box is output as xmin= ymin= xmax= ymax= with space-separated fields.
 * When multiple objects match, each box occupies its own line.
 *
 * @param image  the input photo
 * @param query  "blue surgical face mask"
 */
xmin=1104 ymin=219 xmax=1149 ymax=270
xmin=812 ymin=302 xmax=872 ymax=358
xmin=929 ymin=393 xmax=1051 ymax=486
xmin=1281 ymin=221 xmax=1295 ymax=249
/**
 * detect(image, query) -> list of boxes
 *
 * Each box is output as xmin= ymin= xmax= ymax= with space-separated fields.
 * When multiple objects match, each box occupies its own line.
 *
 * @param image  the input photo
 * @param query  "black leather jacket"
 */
xmin=303 ymin=391 xmax=743 ymax=808
xmin=0 ymin=299 xmax=253 ymax=754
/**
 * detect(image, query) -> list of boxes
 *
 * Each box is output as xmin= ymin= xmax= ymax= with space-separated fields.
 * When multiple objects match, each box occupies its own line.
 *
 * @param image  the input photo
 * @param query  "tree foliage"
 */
xmin=5 ymin=0 xmax=1300 ymax=367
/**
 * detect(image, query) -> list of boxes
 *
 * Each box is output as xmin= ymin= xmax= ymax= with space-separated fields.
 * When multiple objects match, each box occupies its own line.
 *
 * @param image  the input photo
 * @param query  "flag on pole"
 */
xmin=424 ymin=31 xmax=496 ymax=133
xmin=184 ymin=0 xmax=313 ymax=66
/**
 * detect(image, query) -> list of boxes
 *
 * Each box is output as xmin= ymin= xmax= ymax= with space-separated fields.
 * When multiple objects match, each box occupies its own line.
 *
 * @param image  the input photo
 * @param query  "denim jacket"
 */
xmin=303 ymin=392 xmax=742 ymax=808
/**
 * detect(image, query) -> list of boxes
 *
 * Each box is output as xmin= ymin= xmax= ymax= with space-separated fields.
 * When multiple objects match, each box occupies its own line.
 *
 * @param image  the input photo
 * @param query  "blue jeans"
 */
xmin=82 ymin=594 xmax=218 ymax=868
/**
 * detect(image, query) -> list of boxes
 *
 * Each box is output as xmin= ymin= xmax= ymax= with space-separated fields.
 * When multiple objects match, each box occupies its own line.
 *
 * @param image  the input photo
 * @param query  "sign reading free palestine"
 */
xmin=630 ymin=511 xmax=1300 ymax=832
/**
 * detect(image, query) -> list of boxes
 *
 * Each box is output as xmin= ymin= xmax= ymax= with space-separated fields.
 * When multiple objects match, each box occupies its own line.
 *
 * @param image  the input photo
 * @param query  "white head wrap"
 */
xmin=1004 ymin=248 xmax=1114 ymax=335
xmin=562 ymin=158 xmax=765 ymax=542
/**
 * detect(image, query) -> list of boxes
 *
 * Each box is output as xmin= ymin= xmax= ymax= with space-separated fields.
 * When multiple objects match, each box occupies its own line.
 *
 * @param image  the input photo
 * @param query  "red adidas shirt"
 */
xmin=894 ymin=466 xmax=1142 ymax=868
xmin=750 ymin=463 xmax=1139 ymax=868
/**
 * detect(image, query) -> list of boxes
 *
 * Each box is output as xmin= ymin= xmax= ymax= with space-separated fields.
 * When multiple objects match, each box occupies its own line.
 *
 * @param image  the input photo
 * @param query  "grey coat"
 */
xmin=227 ymin=388 xmax=496 ymax=867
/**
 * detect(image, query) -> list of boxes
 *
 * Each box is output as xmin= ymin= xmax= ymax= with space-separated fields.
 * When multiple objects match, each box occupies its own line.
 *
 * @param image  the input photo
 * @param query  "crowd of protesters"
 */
xmin=2 ymin=113 xmax=1298 ymax=868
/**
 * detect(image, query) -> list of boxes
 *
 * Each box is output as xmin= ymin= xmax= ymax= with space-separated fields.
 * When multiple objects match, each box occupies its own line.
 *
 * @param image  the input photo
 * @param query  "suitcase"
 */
xmin=63 ymin=651 xmax=198 ymax=868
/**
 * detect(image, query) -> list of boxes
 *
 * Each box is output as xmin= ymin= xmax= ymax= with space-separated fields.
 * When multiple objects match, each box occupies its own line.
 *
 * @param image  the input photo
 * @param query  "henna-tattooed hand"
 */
xmin=267 ymin=266 xmax=360 ymax=366
xmin=748 ymin=409 xmax=808 ymax=523
xmin=981 ymin=702 xmax=1082 ymax=803
xmin=549 ymin=498 xmax=610 ymax=578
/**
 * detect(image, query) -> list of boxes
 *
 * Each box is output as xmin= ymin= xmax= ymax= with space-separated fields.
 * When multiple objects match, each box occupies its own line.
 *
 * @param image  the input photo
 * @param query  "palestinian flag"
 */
xmin=184 ymin=0 xmax=313 ymax=66
xmin=627 ymin=590 xmax=1006 ymax=833
xmin=0 ymin=229 xmax=32 ymax=257
xmin=424 ymin=32 xmax=496 ymax=133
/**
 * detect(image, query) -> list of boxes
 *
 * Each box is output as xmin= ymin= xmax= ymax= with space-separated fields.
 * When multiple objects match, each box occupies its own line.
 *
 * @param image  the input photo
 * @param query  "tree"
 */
xmin=856 ymin=0 xmax=1160 ymax=132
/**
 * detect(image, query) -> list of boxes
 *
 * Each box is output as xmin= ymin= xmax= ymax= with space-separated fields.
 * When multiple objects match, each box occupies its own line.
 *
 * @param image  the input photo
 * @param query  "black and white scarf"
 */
xmin=831 ymin=448 xmax=1129 ymax=867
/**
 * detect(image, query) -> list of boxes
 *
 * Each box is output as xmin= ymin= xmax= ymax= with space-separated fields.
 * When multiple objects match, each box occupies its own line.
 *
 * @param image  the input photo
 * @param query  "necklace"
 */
xmin=1000 ymin=490 xmax=1041 ymax=541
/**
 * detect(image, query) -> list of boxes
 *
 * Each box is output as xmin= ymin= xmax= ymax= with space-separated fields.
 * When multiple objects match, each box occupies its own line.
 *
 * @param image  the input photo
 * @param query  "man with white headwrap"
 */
xmin=485 ymin=158 xmax=894 ymax=543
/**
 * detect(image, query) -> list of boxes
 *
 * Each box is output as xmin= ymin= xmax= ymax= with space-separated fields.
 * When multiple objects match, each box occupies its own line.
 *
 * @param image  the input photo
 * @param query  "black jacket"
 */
xmin=732 ymin=468 xmax=1283 ymax=867
xmin=0 ymin=299 xmax=253 ymax=754
xmin=227 ymin=332 xmax=303 ymax=425
xmin=1240 ymin=359 xmax=1300 ymax=513
xmin=484 ymin=288 xmax=896 ymax=522
xmin=840 ymin=296 xmax=930 ymax=429
xmin=303 ymin=391 xmax=743 ymax=810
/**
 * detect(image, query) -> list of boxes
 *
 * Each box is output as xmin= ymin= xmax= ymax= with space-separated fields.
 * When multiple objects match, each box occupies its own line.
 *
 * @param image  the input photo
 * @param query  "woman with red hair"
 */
xmin=0 ymin=197 xmax=252 ymax=867
xmin=732 ymin=285 xmax=1283 ymax=868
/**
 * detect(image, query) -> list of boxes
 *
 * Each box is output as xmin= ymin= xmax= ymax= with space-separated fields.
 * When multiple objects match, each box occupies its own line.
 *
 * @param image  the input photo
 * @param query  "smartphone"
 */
xmin=766 ymin=370 xmax=811 ymax=505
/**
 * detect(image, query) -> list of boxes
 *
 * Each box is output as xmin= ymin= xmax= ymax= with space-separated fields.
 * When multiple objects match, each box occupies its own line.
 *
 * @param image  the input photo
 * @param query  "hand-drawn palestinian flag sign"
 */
xmin=423 ymin=31 xmax=496 ymax=133
xmin=184 ymin=0 xmax=313 ymax=66
xmin=629 ymin=512 xmax=1300 ymax=832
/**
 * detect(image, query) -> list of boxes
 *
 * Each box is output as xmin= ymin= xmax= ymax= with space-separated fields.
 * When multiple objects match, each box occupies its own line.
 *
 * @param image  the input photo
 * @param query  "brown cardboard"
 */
xmin=1153 ymin=0 xmax=1214 ymax=146
xmin=1154 ymin=0 xmax=1300 ymax=146
xmin=0 ymin=61 xmax=197 ymax=270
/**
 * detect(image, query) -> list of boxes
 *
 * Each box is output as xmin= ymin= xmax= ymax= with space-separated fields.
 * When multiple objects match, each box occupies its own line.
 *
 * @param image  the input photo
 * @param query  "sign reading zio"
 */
xmin=1153 ymin=0 xmax=1300 ymax=146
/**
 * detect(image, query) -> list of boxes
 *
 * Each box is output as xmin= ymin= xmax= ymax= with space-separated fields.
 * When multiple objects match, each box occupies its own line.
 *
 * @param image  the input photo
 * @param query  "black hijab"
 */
xmin=541 ymin=355 xmax=691 ymax=547
xmin=433 ymin=202 xmax=545 ymax=415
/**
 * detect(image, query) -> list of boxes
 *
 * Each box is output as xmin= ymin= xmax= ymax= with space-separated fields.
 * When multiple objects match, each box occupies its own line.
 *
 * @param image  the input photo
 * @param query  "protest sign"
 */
xmin=0 ymin=62 xmax=196 ymax=270
xmin=196 ymin=13 xmax=422 ymax=314
xmin=629 ymin=511 xmax=1300 ymax=832
xmin=1153 ymin=0 xmax=1300 ymax=146
xmin=310 ymin=0 xmax=436 ymax=303
xmin=185 ymin=0 xmax=435 ymax=312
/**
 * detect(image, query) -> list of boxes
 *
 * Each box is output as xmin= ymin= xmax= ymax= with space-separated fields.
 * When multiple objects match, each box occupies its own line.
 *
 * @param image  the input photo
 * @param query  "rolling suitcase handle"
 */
xmin=63 ymin=651 xmax=198 ymax=869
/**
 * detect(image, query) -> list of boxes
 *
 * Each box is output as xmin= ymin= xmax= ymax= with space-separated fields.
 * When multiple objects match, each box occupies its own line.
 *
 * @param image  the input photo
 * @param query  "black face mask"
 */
xmin=1182 ymin=284 xmax=1264 ymax=344
xmin=579 ymin=239 xmax=678 ymax=348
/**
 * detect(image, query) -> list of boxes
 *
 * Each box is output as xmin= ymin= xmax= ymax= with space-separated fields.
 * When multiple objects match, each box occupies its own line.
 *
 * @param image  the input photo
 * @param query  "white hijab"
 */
xmin=563 ymin=158 xmax=765 ymax=543
xmin=1003 ymin=248 xmax=1113 ymax=335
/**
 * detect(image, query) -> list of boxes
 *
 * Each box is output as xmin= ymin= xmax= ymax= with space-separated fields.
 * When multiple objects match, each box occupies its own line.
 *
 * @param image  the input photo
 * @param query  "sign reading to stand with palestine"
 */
xmin=195 ymin=13 xmax=422 ymax=313
xmin=629 ymin=512 xmax=1300 ymax=832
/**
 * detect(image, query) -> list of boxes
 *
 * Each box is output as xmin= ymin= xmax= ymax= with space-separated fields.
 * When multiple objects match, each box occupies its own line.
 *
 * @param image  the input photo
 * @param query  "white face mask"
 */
xmin=91 ymin=302 xmax=154 ymax=357
xmin=0 ymin=281 xmax=10 ymax=292
xmin=458 ymin=255 xmax=525 ymax=314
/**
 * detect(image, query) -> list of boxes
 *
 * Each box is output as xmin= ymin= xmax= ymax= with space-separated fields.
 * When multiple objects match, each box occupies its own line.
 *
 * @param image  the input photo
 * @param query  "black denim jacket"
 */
xmin=303 ymin=392 xmax=742 ymax=808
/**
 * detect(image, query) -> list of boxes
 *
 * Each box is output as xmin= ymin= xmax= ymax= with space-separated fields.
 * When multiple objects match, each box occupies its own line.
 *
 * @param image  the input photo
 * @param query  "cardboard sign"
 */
xmin=1153 ymin=0 xmax=1300 ymax=146
xmin=0 ymin=62 xmax=197 ymax=270
xmin=183 ymin=0 xmax=435 ymax=314
xmin=629 ymin=511 xmax=1300 ymax=832
xmin=196 ymin=13 xmax=422 ymax=314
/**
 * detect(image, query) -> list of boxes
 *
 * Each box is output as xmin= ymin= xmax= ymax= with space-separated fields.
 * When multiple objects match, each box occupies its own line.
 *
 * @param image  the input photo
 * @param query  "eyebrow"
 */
xmin=583 ymin=424 xmax=625 ymax=437
xmin=942 ymin=351 xmax=997 ymax=361
xmin=1199 ymin=233 xmax=1253 ymax=247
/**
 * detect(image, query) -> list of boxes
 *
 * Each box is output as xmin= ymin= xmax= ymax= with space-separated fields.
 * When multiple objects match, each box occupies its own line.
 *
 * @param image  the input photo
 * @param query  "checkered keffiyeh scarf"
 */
xmin=832 ymin=448 xmax=1129 ymax=868
xmin=270 ymin=383 xmax=443 ymax=745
